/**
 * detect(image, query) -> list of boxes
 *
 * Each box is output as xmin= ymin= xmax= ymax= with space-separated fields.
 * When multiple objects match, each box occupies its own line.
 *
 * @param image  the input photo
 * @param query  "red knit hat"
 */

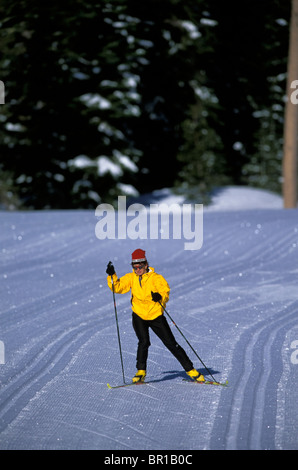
xmin=131 ymin=249 xmax=147 ymax=263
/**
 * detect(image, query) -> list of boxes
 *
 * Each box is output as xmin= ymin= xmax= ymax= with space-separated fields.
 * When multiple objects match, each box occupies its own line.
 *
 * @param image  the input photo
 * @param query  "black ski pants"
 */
xmin=132 ymin=312 xmax=193 ymax=372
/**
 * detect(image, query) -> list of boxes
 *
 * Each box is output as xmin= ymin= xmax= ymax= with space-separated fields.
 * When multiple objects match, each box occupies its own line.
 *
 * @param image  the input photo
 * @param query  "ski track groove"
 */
xmin=0 ymin=280 xmax=103 ymax=331
xmin=0 ymin=318 xmax=109 ymax=433
xmin=211 ymin=301 xmax=298 ymax=450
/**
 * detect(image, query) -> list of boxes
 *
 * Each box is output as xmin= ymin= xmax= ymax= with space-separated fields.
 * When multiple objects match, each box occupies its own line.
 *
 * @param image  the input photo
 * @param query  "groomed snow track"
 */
xmin=0 ymin=206 xmax=297 ymax=450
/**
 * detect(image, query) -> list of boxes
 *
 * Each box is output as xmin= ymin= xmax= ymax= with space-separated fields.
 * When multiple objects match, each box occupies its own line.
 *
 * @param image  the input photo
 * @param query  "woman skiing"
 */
xmin=106 ymin=248 xmax=204 ymax=384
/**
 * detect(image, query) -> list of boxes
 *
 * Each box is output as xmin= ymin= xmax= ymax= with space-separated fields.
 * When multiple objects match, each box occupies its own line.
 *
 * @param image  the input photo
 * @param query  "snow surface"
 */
xmin=0 ymin=186 xmax=297 ymax=450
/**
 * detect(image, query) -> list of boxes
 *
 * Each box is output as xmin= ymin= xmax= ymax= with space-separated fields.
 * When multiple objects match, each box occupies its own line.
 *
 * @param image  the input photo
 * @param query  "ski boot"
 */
xmin=132 ymin=370 xmax=146 ymax=383
xmin=187 ymin=368 xmax=205 ymax=382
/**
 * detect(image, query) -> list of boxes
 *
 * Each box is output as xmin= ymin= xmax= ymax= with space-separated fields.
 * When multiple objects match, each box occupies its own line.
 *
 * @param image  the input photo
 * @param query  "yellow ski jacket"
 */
xmin=107 ymin=267 xmax=170 ymax=320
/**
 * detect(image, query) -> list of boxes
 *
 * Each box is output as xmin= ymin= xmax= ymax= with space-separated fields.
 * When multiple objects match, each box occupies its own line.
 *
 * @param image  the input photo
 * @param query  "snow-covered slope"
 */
xmin=0 ymin=187 xmax=297 ymax=450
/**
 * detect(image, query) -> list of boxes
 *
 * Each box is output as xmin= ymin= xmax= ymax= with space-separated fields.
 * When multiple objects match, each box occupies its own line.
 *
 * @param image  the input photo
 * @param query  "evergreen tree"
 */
xmin=182 ymin=0 xmax=290 ymax=194
xmin=0 ymin=0 xmax=291 ymax=209
xmin=0 ymin=0 xmax=142 ymax=208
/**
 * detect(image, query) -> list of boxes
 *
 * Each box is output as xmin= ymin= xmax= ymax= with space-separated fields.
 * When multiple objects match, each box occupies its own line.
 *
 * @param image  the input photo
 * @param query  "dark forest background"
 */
xmin=0 ymin=0 xmax=291 ymax=209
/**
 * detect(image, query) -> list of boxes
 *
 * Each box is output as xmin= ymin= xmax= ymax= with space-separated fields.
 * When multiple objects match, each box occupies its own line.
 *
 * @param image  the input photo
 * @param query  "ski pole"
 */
xmin=111 ymin=273 xmax=126 ymax=384
xmin=158 ymin=301 xmax=218 ymax=382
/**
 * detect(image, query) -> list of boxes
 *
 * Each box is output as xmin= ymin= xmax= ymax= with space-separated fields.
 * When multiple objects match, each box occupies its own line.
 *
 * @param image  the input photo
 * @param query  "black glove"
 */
xmin=106 ymin=261 xmax=115 ymax=276
xmin=151 ymin=291 xmax=162 ymax=302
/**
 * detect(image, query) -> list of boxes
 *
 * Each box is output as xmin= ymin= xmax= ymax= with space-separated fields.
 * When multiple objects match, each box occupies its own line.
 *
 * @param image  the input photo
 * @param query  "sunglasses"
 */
xmin=131 ymin=262 xmax=147 ymax=270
